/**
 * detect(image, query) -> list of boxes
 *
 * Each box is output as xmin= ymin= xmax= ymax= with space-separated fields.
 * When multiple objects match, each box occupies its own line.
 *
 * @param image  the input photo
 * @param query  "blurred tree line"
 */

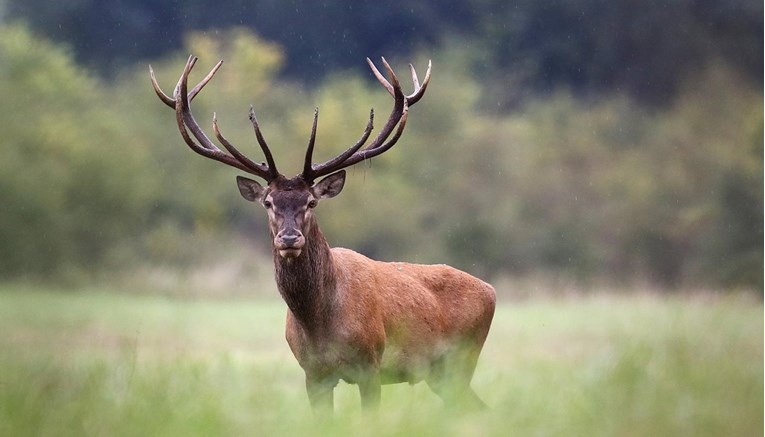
xmin=0 ymin=1 xmax=762 ymax=290
xmin=5 ymin=0 xmax=762 ymax=105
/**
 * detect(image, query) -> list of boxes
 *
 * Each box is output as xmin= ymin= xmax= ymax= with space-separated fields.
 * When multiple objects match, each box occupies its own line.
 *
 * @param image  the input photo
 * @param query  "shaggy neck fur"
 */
xmin=272 ymin=216 xmax=336 ymax=333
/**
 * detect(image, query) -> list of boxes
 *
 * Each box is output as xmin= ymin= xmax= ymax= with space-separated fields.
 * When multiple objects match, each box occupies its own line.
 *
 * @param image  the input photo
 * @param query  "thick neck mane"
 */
xmin=272 ymin=217 xmax=336 ymax=332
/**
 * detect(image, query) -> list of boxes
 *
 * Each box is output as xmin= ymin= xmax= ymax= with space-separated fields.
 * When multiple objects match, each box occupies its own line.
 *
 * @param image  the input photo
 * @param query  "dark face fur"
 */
xmin=236 ymin=171 xmax=346 ymax=258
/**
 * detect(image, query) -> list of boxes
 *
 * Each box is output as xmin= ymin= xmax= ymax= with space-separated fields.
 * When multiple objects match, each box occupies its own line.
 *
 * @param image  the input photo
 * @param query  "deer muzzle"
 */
xmin=275 ymin=230 xmax=305 ymax=258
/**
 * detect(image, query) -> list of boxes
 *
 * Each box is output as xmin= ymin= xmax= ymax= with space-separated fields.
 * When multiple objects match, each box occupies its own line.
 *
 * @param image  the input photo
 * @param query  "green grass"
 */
xmin=0 ymin=286 xmax=761 ymax=436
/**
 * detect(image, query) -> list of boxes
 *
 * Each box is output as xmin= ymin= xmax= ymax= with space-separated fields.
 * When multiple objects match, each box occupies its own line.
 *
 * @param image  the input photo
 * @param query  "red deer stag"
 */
xmin=150 ymin=55 xmax=495 ymax=413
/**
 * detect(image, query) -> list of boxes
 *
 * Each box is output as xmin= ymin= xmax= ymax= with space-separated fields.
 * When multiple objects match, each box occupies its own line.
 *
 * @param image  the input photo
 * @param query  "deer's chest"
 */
xmin=284 ymin=311 xmax=382 ymax=382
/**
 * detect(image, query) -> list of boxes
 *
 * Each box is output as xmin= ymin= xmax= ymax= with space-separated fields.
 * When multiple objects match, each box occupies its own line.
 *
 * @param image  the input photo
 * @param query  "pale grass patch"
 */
xmin=0 ymin=285 xmax=761 ymax=436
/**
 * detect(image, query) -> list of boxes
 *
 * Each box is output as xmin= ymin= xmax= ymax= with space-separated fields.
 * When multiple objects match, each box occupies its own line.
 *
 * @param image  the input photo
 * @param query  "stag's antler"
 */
xmin=300 ymin=57 xmax=431 ymax=184
xmin=149 ymin=55 xmax=280 ymax=181
xmin=151 ymin=56 xmax=430 ymax=184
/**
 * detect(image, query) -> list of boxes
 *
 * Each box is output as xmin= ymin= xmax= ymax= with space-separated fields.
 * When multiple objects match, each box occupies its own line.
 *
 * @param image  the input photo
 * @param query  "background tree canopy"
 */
xmin=0 ymin=1 xmax=762 ymax=291
xmin=6 ymin=0 xmax=762 ymax=105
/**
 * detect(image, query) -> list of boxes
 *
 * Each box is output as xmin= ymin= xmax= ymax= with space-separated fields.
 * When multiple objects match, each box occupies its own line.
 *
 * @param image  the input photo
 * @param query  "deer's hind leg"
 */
xmin=425 ymin=345 xmax=487 ymax=410
xmin=357 ymin=371 xmax=381 ymax=412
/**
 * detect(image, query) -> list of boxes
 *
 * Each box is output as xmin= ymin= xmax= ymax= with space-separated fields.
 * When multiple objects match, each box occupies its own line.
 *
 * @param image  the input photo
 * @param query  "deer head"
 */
xmin=150 ymin=55 xmax=431 ymax=258
xmin=235 ymin=172 xmax=346 ymax=258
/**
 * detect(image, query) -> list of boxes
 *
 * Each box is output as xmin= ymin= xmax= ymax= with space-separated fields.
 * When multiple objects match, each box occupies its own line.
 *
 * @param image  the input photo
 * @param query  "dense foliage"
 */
xmin=0 ymin=5 xmax=762 ymax=289
xmin=6 ymin=0 xmax=762 ymax=105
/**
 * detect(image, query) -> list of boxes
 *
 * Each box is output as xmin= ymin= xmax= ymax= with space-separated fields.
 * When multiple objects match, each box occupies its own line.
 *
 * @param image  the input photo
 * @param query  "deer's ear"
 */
xmin=313 ymin=170 xmax=346 ymax=199
xmin=237 ymin=176 xmax=265 ymax=202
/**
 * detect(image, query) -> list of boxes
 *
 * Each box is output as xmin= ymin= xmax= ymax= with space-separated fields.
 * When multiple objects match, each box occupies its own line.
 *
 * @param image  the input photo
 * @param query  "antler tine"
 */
xmin=248 ymin=107 xmax=280 ymax=179
xmin=302 ymin=108 xmax=320 ymax=179
xmin=189 ymin=59 xmax=223 ymax=102
xmin=174 ymin=55 xmax=196 ymax=98
xmin=380 ymin=57 xmax=402 ymax=93
xmin=410 ymin=64 xmax=420 ymax=91
xmin=149 ymin=65 xmax=175 ymax=107
xmin=366 ymin=57 xmax=394 ymax=97
xmin=406 ymin=60 xmax=432 ymax=105
xmin=212 ymin=112 xmax=273 ymax=176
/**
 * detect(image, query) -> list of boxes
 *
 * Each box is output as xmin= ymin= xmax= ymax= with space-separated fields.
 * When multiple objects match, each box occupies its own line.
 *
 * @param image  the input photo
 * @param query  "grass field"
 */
xmin=0 ymin=285 xmax=761 ymax=436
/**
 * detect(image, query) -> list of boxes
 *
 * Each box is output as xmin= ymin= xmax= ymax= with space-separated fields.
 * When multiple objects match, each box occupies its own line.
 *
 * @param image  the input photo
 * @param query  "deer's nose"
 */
xmin=279 ymin=231 xmax=303 ymax=247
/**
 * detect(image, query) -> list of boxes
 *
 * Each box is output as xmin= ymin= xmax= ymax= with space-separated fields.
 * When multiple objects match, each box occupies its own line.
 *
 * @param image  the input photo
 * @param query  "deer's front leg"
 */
xmin=306 ymin=375 xmax=336 ymax=415
xmin=358 ymin=371 xmax=381 ymax=412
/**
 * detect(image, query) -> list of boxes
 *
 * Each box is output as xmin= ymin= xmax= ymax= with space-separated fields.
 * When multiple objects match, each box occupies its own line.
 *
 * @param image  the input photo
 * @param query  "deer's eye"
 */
xmin=263 ymin=200 xmax=272 ymax=209
xmin=308 ymin=200 xmax=318 ymax=209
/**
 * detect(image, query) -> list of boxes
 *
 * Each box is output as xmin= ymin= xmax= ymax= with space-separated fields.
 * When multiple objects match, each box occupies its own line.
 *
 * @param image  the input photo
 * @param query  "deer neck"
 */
xmin=272 ymin=218 xmax=336 ymax=332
